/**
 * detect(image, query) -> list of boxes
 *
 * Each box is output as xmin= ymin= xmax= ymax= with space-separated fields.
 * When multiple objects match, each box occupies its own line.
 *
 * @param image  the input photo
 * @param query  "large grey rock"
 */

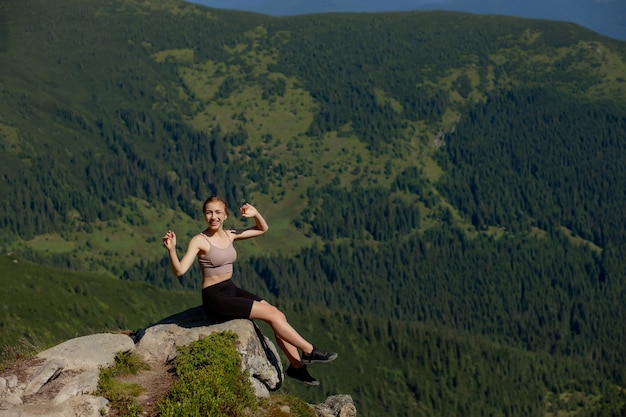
xmin=1 ymin=306 xmax=354 ymax=416
xmin=134 ymin=306 xmax=283 ymax=397
xmin=37 ymin=333 xmax=134 ymax=372
xmin=1 ymin=334 xmax=128 ymax=416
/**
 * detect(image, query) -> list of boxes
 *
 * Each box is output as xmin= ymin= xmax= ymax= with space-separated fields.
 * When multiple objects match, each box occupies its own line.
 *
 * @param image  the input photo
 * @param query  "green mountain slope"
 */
xmin=2 ymin=0 xmax=625 ymax=248
xmin=3 ymin=254 xmax=624 ymax=416
xmin=0 ymin=253 xmax=198 ymax=350
xmin=2 ymin=0 xmax=626 ymax=415
xmin=2 ymin=247 xmax=625 ymax=414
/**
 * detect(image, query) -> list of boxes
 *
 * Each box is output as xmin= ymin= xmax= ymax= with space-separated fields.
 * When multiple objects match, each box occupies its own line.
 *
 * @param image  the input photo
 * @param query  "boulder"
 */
xmin=37 ymin=333 xmax=135 ymax=372
xmin=1 ymin=306 xmax=354 ymax=417
xmin=313 ymin=395 xmax=357 ymax=417
xmin=134 ymin=306 xmax=283 ymax=397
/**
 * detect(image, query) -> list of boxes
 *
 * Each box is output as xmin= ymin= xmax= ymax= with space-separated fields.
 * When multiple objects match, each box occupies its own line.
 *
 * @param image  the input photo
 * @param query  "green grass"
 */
xmin=93 ymin=332 xmax=316 ymax=417
xmin=157 ymin=331 xmax=317 ymax=417
xmin=96 ymin=352 xmax=151 ymax=417
xmin=158 ymin=332 xmax=256 ymax=417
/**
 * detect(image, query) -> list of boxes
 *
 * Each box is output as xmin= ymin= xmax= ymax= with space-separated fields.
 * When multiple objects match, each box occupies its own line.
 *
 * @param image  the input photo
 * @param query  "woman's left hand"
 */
xmin=240 ymin=203 xmax=258 ymax=218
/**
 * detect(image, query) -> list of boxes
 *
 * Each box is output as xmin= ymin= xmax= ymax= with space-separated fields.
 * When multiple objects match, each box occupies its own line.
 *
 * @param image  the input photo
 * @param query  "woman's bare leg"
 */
xmin=274 ymin=335 xmax=302 ymax=367
xmin=249 ymin=301 xmax=313 ymax=365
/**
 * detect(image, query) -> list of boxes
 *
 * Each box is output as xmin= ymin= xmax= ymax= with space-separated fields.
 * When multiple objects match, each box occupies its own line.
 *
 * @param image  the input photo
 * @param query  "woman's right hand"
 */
xmin=163 ymin=230 xmax=177 ymax=250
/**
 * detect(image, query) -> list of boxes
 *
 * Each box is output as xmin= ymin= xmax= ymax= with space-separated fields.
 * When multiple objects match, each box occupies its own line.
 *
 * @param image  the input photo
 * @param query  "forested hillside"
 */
xmin=1 ymin=0 xmax=626 ymax=415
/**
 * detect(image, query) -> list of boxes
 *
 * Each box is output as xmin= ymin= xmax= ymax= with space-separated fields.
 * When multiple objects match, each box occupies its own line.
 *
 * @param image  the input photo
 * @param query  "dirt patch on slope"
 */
xmin=116 ymin=361 xmax=177 ymax=417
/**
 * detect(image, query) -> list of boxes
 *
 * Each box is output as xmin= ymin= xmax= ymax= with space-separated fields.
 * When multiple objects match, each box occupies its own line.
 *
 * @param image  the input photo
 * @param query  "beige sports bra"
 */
xmin=197 ymin=233 xmax=237 ymax=278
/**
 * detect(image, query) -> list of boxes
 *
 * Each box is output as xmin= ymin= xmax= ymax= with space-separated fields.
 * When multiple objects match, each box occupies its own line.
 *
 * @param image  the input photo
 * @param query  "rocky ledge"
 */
xmin=0 ymin=306 xmax=355 ymax=417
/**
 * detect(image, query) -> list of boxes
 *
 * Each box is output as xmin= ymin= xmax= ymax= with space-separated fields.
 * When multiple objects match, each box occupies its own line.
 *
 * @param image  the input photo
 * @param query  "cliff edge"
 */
xmin=0 ymin=306 xmax=355 ymax=417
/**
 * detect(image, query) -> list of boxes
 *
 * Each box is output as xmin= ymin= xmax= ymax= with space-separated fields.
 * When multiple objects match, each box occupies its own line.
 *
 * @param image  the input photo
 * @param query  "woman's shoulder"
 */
xmin=191 ymin=232 xmax=211 ymax=248
xmin=223 ymin=229 xmax=238 ymax=240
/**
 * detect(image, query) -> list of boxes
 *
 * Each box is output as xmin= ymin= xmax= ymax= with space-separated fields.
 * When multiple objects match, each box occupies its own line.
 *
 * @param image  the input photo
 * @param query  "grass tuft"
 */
xmin=96 ymin=352 xmax=151 ymax=417
xmin=157 ymin=331 xmax=256 ymax=417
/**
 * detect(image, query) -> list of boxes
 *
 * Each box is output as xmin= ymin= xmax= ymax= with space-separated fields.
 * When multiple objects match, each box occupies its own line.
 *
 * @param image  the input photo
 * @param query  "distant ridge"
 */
xmin=187 ymin=0 xmax=626 ymax=41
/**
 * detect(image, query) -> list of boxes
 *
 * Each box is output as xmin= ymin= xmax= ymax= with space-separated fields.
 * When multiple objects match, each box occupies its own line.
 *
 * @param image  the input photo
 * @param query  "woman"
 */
xmin=163 ymin=195 xmax=337 ymax=385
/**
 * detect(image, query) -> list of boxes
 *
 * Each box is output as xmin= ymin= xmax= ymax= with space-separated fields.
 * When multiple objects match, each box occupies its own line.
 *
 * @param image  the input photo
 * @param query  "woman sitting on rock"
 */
xmin=162 ymin=195 xmax=337 ymax=385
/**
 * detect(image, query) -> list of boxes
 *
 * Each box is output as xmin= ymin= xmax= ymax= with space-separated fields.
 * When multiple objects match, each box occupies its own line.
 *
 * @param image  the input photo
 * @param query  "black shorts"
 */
xmin=201 ymin=279 xmax=262 ymax=322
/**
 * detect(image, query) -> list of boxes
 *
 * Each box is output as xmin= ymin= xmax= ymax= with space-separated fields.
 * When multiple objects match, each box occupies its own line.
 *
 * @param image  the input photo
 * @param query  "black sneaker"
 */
xmin=301 ymin=345 xmax=338 ymax=364
xmin=286 ymin=364 xmax=320 ymax=386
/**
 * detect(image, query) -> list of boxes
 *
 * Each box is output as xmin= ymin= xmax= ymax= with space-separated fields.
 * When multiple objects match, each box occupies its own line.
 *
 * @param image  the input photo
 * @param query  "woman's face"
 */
xmin=204 ymin=201 xmax=228 ymax=230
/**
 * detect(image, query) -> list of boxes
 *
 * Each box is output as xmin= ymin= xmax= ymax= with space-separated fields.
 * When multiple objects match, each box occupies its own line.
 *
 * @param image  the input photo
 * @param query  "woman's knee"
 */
xmin=267 ymin=305 xmax=287 ymax=323
xmin=254 ymin=302 xmax=286 ymax=323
